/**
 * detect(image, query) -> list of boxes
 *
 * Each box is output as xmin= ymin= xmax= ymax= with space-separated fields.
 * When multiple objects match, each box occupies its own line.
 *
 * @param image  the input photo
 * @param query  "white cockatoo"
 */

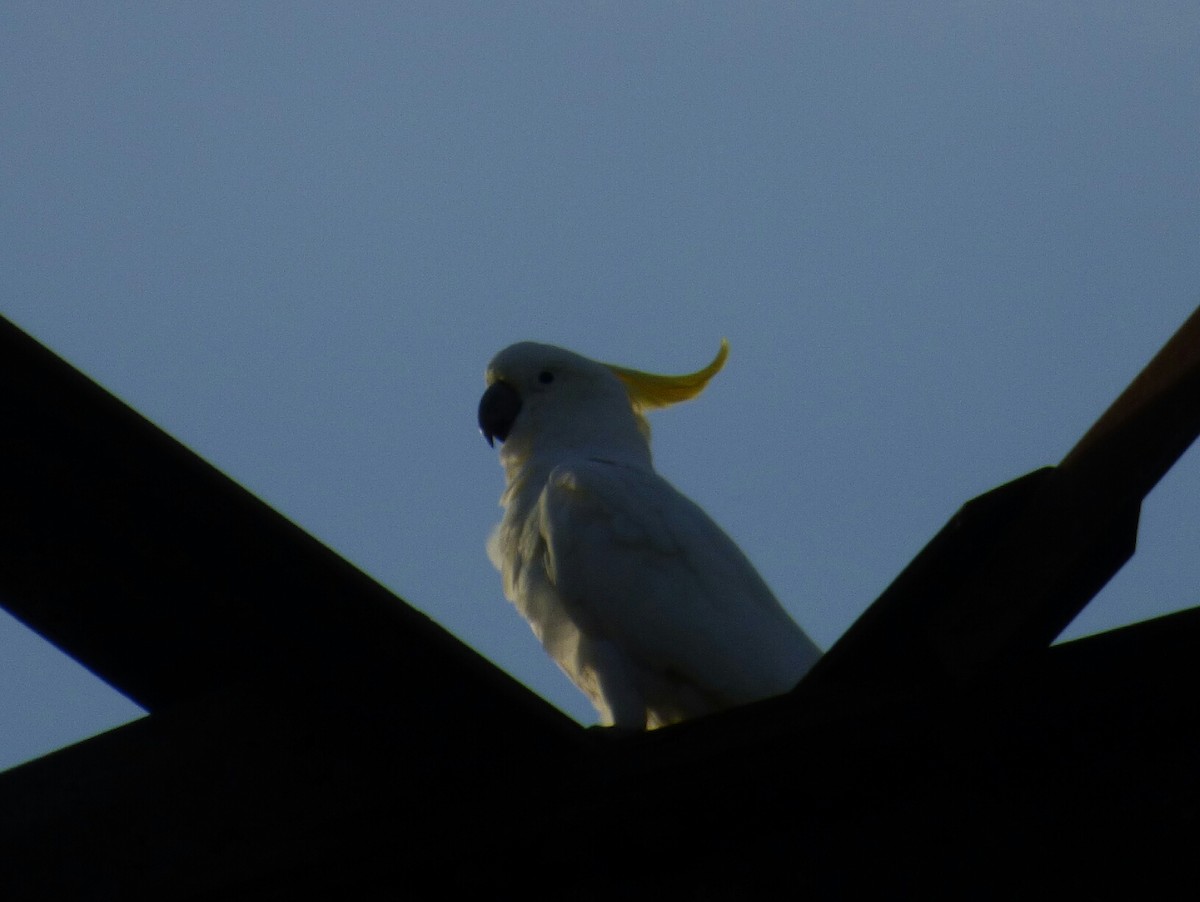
xmin=478 ymin=340 xmax=820 ymax=729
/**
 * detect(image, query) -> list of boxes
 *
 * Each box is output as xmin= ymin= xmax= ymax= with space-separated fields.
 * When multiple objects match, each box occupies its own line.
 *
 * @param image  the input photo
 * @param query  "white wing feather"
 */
xmin=537 ymin=458 xmax=820 ymax=727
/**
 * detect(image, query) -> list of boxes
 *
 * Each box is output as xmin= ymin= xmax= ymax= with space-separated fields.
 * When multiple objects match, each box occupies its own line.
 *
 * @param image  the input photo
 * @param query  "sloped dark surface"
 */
xmin=0 ymin=317 xmax=569 ymax=728
xmin=0 ymin=309 xmax=1197 ymax=899
xmin=2 ymin=605 xmax=1197 ymax=899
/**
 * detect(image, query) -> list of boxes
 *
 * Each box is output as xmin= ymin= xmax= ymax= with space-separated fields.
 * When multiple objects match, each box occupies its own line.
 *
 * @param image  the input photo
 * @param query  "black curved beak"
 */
xmin=478 ymin=380 xmax=522 ymax=447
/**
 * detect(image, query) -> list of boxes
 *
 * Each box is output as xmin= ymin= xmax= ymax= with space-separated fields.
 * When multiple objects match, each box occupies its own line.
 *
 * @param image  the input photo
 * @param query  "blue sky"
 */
xmin=2 ymin=3 xmax=1198 ymax=770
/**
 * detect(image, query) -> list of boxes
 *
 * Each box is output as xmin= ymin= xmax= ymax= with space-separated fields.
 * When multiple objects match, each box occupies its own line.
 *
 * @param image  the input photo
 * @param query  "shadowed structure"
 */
xmin=1 ymin=308 xmax=1197 ymax=898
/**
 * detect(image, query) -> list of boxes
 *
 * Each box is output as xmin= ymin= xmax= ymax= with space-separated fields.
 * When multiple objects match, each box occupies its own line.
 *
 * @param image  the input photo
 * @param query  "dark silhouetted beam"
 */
xmin=0 ymin=315 xmax=575 ymax=739
xmin=800 ymin=304 xmax=1199 ymax=693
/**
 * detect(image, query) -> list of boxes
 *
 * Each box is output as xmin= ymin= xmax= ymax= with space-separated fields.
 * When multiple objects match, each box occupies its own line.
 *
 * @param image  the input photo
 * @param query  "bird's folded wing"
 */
xmin=538 ymin=459 xmax=819 ymax=701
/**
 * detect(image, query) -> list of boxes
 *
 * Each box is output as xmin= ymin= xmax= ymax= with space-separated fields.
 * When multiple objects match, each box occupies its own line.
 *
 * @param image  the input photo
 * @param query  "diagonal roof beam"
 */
xmin=800 ymin=304 xmax=1200 ymax=693
xmin=0 ymin=316 xmax=573 ymax=737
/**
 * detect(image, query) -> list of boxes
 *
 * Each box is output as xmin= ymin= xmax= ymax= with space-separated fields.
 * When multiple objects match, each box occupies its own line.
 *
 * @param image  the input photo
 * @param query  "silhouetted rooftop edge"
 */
xmin=1 ymin=307 xmax=1197 ymax=898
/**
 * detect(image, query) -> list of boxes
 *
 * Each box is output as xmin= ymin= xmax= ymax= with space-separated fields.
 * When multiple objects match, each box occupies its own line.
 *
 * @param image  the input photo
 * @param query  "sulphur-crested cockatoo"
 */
xmin=478 ymin=340 xmax=820 ymax=729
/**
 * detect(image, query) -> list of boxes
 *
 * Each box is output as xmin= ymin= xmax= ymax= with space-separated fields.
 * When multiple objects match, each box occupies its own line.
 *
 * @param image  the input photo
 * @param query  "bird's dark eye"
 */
xmin=538 ymin=370 xmax=554 ymax=384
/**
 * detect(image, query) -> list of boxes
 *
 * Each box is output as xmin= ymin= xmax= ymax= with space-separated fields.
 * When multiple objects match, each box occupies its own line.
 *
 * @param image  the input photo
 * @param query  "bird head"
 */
xmin=478 ymin=340 xmax=729 ymax=465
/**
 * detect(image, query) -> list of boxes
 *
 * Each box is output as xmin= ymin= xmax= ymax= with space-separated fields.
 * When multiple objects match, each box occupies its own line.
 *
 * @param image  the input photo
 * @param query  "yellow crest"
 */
xmin=606 ymin=339 xmax=729 ymax=412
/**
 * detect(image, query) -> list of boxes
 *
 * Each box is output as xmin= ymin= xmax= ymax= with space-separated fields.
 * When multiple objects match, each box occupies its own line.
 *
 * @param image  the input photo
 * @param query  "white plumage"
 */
xmin=478 ymin=341 xmax=820 ymax=729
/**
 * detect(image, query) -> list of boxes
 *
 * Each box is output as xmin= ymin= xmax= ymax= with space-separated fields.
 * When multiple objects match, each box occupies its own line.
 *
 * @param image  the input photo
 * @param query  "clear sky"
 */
xmin=2 ymin=3 xmax=1198 ymax=771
